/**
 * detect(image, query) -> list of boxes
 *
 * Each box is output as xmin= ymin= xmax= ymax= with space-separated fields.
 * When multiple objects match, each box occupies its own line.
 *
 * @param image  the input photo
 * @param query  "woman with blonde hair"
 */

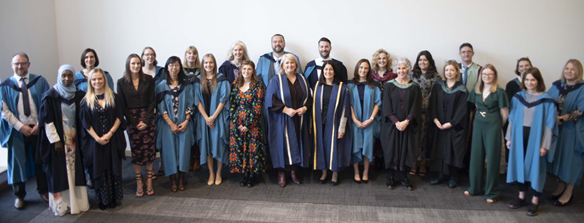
xmin=80 ymin=68 xmax=126 ymax=210
xmin=464 ymin=64 xmax=509 ymax=203
xmin=219 ymin=41 xmax=251 ymax=83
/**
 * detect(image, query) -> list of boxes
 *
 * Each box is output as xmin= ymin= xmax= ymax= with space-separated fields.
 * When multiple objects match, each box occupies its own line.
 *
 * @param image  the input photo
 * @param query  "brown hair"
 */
xmin=234 ymin=60 xmax=260 ymax=89
xmin=441 ymin=60 xmax=461 ymax=81
xmin=561 ymin=59 xmax=583 ymax=83
xmin=475 ymin=64 xmax=498 ymax=94
xmin=522 ymin=67 xmax=546 ymax=92
xmin=352 ymin=59 xmax=375 ymax=88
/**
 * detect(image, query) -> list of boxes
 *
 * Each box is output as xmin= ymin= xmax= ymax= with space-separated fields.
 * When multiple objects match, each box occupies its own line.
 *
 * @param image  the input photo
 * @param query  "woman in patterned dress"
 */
xmin=228 ymin=60 xmax=266 ymax=188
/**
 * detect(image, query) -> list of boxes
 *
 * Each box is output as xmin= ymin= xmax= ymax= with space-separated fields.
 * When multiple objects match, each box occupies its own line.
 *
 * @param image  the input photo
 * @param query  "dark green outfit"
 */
xmin=466 ymin=87 xmax=509 ymax=200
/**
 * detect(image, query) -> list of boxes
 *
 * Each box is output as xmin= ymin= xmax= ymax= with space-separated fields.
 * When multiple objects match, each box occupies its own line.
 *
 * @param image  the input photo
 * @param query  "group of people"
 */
xmin=1 ymin=34 xmax=582 ymax=217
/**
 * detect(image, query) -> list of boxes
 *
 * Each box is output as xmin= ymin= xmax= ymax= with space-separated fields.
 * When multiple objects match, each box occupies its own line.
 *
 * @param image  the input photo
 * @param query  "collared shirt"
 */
xmin=273 ymin=54 xmax=283 ymax=75
xmin=1 ymin=72 xmax=39 ymax=131
xmin=461 ymin=62 xmax=474 ymax=84
xmin=315 ymin=57 xmax=331 ymax=79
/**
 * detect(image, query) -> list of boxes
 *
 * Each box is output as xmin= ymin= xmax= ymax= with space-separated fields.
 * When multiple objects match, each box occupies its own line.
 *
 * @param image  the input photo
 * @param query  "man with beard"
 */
xmin=304 ymin=37 xmax=347 ymax=89
xmin=257 ymin=34 xmax=302 ymax=86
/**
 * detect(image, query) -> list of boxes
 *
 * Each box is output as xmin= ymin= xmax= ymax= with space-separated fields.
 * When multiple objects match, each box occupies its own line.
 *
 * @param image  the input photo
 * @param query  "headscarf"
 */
xmin=55 ymin=64 xmax=77 ymax=99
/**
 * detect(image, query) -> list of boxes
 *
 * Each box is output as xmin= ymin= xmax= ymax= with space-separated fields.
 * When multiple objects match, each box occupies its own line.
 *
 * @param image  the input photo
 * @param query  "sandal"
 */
xmin=464 ymin=190 xmax=474 ymax=197
xmin=409 ymin=167 xmax=417 ymax=175
xmin=486 ymin=197 xmax=499 ymax=204
xmin=146 ymin=169 xmax=155 ymax=196
xmin=418 ymin=165 xmax=427 ymax=177
xmin=135 ymin=173 xmax=144 ymax=197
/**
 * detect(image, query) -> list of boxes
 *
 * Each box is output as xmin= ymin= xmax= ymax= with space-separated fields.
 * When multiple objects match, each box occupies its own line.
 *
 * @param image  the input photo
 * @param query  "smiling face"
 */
xmin=271 ymin=36 xmax=285 ymax=54
xmin=84 ymin=51 xmax=96 ymax=68
xmin=444 ymin=65 xmax=458 ymax=81
xmin=283 ymin=58 xmax=297 ymax=75
xmin=11 ymin=55 xmax=30 ymax=76
xmin=232 ymin=44 xmax=244 ymax=60
xmin=61 ymin=70 xmax=74 ymax=87
xmin=396 ymin=62 xmax=409 ymax=78
xmin=459 ymin=46 xmax=474 ymax=64
xmin=129 ymin=57 xmax=141 ymax=74
xmin=518 ymin=60 xmax=531 ymax=75
xmin=377 ymin=53 xmax=388 ymax=69
xmin=418 ymin=55 xmax=429 ymax=72
xmin=358 ymin=62 xmax=369 ymax=79
xmin=167 ymin=61 xmax=180 ymax=79
xmin=143 ymin=48 xmax=155 ymax=65
xmin=564 ymin=62 xmax=577 ymax=82
xmin=186 ymin=50 xmax=198 ymax=63
xmin=241 ymin=64 xmax=254 ymax=80
xmin=323 ymin=63 xmax=335 ymax=81
xmin=90 ymin=71 xmax=105 ymax=90
xmin=203 ymin=56 xmax=215 ymax=73
xmin=318 ymin=41 xmax=331 ymax=58
xmin=524 ymin=73 xmax=538 ymax=92
xmin=481 ymin=68 xmax=496 ymax=85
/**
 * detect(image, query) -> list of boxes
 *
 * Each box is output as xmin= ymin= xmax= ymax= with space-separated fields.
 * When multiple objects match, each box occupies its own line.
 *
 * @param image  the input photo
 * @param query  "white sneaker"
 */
xmin=14 ymin=198 xmax=24 ymax=209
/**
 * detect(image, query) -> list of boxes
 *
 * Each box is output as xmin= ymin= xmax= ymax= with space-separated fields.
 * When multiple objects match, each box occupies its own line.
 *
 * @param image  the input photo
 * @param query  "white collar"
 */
xmin=13 ymin=72 xmax=30 ymax=81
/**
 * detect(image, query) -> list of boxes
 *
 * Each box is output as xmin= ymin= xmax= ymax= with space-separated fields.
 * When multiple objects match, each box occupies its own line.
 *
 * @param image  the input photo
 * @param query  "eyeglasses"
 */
xmin=12 ymin=62 xmax=29 ymax=66
xmin=168 ymin=64 xmax=180 ymax=68
xmin=143 ymin=53 xmax=155 ymax=57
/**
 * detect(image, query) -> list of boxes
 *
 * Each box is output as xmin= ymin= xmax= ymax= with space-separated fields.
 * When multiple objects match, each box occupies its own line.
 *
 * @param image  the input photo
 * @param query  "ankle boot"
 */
xmin=178 ymin=172 xmax=186 ymax=191
xmin=169 ymin=174 xmax=178 ymax=192
xmin=278 ymin=170 xmax=286 ymax=188
xmin=291 ymin=169 xmax=301 ymax=185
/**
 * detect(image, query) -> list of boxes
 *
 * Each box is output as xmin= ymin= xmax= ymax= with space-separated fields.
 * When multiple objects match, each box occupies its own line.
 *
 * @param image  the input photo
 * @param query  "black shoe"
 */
xmin=553 ymin=195 xmax=573 ymax=207
xmin=362 ymin=179 xmax=369 ymax=184
xmin=402 ymin=178 xmax=414 ymax=191
xmin=331 ymin=180 xmax=339 ymax=186
xmin=386 ymin=177 xmax=395 ymax=190
xmin=109 ymin=200 xmax=117 ymax=208
xmin=526 ymin=203 xmax=539 ymax=216
xmin=354 ymin=178 xmax=361 ymax=184
xmin=430 ymin=174 xmax=445 ymax=185
xmin=246 ymin=174 xmax=255 ymax=188
xmin=98 ymin=203 xmax=107 ymax=210
xmin=240 ymin=174 xmax=248 ymax=187
xmin=547 ymin=187 xmax=566 ymax=200
xmin=508 ymin=198 xmax=527 ymax=209
xmin=447 ymin=180 xmax=458 ymax=188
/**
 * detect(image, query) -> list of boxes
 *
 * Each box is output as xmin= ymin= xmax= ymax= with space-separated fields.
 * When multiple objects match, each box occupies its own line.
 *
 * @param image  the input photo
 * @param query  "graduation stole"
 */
xmin=155 ymin=79 xmax=192 ymax=105
xmin=312 ymin=81 xmax=344 ymax=170
xmin=73 ymin=78 xmax=87 ymax=87
xmin=388 ymin=79 xmax=414 ymax=89
xmin=553 ymin=80 xmax=584 ymax=96
xmin=0 ymin=75 xmax=42 ymax=91
xmin=513 ymin=93 xmax=557 ymax=108
xmin=278 ymin=73 xmax=309 ymax=165
xmin=440 ymin=80 xmax=467 ymax=94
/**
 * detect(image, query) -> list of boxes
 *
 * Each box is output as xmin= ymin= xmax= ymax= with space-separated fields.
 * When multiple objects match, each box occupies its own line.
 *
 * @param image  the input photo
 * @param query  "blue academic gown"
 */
xmin=304 ymin=59 xmax=347 ymax=89
xmin=257 ymin=52 xmax=302 ymax=86
xmin=312 ymin=82 xmax=353 ymax=172
xmin=265 ymin=73 xmax=312 ymax=168
xmin=153 ymin=66 xmax=165 ymax=87
xmin=0 ymin=74 xmax=49 ymax=184
xmin=74 ymin=70 xmax=115 ymax=92
xmin=195 ymin=73 xmax=230 ymax=164
xmin=548 ymin=80 xmax=584 ymax=185
xmin=155 ymin=79 xmax=195 ymax=176
xmin=506 ymin=91 xmax=556 ymax=192
xmin=347 ymin=82 xmax=381 ymax=163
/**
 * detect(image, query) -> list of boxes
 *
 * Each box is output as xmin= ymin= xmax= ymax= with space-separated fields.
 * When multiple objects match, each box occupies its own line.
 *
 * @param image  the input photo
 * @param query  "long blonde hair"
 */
xmin=226 ymin=41 xmax=250 ymax=62
xmin=84 ymin=68 xmax=115 ymax=110
xmin=183 ymin=46 xmax=201 ymax=69
xmin=201 ymin=54 xmax=218 ymax=94
xmin=475 ymin=64 xmax=498 ymax=94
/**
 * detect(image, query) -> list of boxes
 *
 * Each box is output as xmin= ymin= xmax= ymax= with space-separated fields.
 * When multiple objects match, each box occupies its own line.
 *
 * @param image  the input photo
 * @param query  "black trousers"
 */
xmin=12 ymin=133 xmax=47 ymax=198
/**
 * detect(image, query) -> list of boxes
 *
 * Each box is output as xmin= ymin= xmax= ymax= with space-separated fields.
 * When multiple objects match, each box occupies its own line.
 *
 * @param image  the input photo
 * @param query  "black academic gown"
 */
xmin=380 ymin=80 xmax=422 ymax=171
xmin=219 ymin=61 xmax=238 ymax=84
xmin=38 ymin=89 xmax=86 ymax=193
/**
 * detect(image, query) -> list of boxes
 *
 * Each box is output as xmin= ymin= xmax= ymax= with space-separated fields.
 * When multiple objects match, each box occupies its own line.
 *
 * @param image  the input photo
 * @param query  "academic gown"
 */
xmin=218 ymin=61 xmax=239 ymax=84
xmin=312 ymin=82 xmax=353 ymax=172
xmin=155 ymin=80 xmax=195 ymax=176
xmin=548 ymin=80 xmax=584 ymax=185
xmin=79 ymin=94 xmax=127 ymax=189
xmin=347 ymin=82 xmax=381 ymax=163
xmin=153 ymin=66 xmax=165 ymax=87
xmin=0 ymin=74 xmax=50 ymax=184
xmin=257 ymin=52 xmax=302 ymax=86
xmin=74 ymin=70 xmax=115 ymax=92
xmin=196 ymin=73 xmax=230 ymax=164
xmin=38 ymin=89 xmax=86 ymax=192
xmin=304 ymin=59 xmax=348 ymax=89
xmin=506 ymin=91 xmax=556 ymax=192
xmin=265 ymin=73 xmax=312 ymax=168
xmin=380 ymin=79 xmax=422 ymax=170
xmin=428 ymin=80 xmax=469 ymax=170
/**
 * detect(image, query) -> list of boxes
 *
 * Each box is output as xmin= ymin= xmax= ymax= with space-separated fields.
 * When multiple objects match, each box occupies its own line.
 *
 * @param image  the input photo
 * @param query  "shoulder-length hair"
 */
xmin=352 ymin=59 xmax=375 ymax=88
xmin=80 ymin=48 xmax=99 ymax=68
xmin=371 ymin=49 xmax=392 ymax=72
xmin=561 ymin=59 xmax=583 ymax=83
xmin=226 ymin=41 xmax=250 ymax=62
xmin=123 ymin=54 xmax=145 ymax=83
xmin=475 ymin=64 xmax=499 ymax=94
xmin=441 ymin=60 xmax=461 ymax=81
xmin=234 ymin=60 xmax=260 ymax=89
xmin=514 ymin=57 xmax=532 ymax=76
xmin=201 ymin=53 xmax=218 ymax=94
xmin=522 ymin=67 xmax=546 ymax=92
xmin=412 ymin=50 xmax=438 ymax=79
xmin=164 ymin=56 xmax=186 ymax=85
xmin=279 ymin=53 xmax=299 ymax=75
xmin=318 ymin=60 xmax=341 ymax=85
xmin=392 ymin=57 xmax=412 ymax=74
xmin=84 ymin=68 xmax=115 ymax=110
xmin=183 ymin=45 xmax=201 ymax=69
xmin=141 ymin=46 xmax=158 ymax=66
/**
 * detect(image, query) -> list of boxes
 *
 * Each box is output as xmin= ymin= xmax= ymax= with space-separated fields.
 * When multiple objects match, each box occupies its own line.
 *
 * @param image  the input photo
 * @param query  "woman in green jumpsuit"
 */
xmin=464 ymin=64 xmax=509 ymax=203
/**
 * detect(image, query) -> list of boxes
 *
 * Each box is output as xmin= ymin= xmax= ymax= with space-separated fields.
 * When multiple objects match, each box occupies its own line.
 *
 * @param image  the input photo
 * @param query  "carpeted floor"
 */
xmin=1 ymin=158 xmax=582 ymax=223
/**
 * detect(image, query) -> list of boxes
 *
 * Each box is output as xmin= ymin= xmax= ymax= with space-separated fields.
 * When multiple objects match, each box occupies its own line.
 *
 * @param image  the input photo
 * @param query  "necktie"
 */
xmin=275 ymin=59 xmax=281 ymax=75
xmin=462 ymin=66 xmax=469 ymax=85
xmin=20 ymin=77 xmax=31 ymax=116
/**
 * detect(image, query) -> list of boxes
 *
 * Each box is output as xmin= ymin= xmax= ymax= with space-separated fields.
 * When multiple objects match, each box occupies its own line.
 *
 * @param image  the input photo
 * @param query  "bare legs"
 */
xmin=207 ymin=156 xmax=222 ymax=185
xmin=353 ymin=157 xmax=370 ymax=183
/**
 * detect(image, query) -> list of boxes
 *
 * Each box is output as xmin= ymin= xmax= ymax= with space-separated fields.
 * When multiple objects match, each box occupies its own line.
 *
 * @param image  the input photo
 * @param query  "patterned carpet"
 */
xmin=1 ymin=158 xmax=582 ymax=223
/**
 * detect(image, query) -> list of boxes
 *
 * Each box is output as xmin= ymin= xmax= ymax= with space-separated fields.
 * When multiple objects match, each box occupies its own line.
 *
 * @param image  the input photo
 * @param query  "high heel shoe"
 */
xmin=169 ymin=174 xmax=178 ymax=192
xmin=146 ymin=169 xmax=155 ymax=196
xmin=207 ymin=172 xmax=215 ymax=186
xmin=214 ymin=172 xmax=222 ymax=185
xmin=553 ymin=195 xmax=573 ymax=207
xmin=135 ymin=173 xmax=144 ymax=197
xmin=547 ymin=187 xmax=566 ymax=200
